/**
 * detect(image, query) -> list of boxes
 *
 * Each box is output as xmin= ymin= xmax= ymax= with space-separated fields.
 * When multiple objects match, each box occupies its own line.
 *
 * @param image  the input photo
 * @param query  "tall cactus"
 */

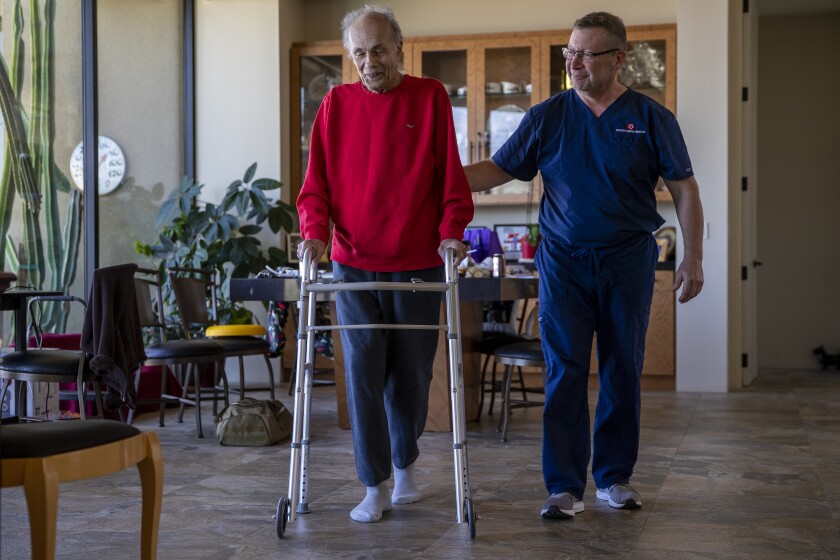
xmin=0 ymin=0 xmax=81 ymax=332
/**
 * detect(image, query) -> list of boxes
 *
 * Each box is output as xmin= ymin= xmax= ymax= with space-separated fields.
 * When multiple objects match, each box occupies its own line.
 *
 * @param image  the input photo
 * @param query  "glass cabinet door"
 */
xmin=290 ymin=45 xmax=347 ymax=202
xmin=475 ymin=39 xmax=540 ymax=202
xmin=409 ymin=41 xmax=473 ymax=166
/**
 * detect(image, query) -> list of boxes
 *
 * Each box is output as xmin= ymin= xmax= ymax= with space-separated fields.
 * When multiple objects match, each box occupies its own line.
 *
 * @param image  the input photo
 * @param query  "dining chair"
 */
xmin=133 ymin=268 xmax=227 ymax=437
xmin=475 ymin=299 xmax=538 ymax=420
xmin=0 ymin=418 xmax=163 ymax=560
xmin=493 ymin=340 xmax=545 ymax=442
xmin=167 ymin=267 xmax=276 ymax=402
xmin=0 ymin=295 xmax=104 ymax=420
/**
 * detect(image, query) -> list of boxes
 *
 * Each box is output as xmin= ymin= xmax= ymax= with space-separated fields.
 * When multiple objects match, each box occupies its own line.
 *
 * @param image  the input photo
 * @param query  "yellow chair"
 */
xmin=0 ymin=419 xmax=163 ymax=560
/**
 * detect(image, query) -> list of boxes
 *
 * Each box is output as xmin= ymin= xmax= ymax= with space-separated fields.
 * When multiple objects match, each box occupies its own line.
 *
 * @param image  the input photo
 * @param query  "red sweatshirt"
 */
xmin=296 ymin=75 xmax=474 ymax=272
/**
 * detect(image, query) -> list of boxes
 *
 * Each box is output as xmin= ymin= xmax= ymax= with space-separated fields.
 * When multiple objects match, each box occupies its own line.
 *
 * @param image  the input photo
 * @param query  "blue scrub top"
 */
xmin=492 ymin=88 xmax=694 ymax=248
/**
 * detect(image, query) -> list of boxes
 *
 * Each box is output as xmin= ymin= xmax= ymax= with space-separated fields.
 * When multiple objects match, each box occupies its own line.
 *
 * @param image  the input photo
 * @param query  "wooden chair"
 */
xmin=0 ymin=419 xmax=163 ymax=560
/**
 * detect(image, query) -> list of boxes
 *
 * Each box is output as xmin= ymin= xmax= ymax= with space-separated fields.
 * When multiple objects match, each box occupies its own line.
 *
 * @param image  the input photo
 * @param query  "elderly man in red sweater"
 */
xmin=296 ymin=5 xmax=473 ymax=524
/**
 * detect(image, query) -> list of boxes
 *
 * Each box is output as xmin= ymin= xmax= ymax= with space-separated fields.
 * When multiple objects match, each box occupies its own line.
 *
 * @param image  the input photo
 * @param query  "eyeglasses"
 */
xmin=561 ymin=47 xmax=619 ymax=62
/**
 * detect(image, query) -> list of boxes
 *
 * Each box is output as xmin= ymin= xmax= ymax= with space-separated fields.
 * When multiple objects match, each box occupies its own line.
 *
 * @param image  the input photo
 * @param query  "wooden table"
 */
xmin=231 ymin=276 xmax=537 ymax=431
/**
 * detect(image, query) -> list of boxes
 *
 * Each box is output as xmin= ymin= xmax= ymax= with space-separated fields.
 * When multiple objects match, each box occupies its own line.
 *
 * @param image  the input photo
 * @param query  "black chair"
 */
xmin=133 ymin=268 xmax=227 ymax=437
xmin=0 ymin=295 xmax=104 ymax=420
xmin=475 ymin=299 xmax=538 ymax=420
xmin=167 ymin=267 xmax=276 ymax=402
xmin=494 ymin=340 xmax=545 ymax=442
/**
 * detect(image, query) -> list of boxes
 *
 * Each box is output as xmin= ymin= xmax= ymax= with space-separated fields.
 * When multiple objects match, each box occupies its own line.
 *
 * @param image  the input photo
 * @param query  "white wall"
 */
xmin=196 ymin=0 xmax=301 ymax=385
xmin=673 ymin=0 xmax=732 ymax=391
xmin=301 ymin=0 xmax=677 ymax=38
xmin=196 ymin=0 xmax=282 ymax=200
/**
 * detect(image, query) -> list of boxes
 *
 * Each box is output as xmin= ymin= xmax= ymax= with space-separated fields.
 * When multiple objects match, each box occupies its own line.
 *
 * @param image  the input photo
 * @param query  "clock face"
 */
xmin=69 ymin=136 xmax=126 ymax=195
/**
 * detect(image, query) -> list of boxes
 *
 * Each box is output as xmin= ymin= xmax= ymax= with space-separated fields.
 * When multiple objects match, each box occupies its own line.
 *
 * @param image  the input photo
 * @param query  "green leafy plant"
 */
xmin=136 ymin=162 xmax=295 ymax=326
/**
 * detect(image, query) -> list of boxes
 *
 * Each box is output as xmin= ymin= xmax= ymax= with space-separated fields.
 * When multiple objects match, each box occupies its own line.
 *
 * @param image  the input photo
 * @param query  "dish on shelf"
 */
xmin=487 ymin=104 xmax=526 ymax=155
xmin=486 ymin=81 xmax=502 ymax=94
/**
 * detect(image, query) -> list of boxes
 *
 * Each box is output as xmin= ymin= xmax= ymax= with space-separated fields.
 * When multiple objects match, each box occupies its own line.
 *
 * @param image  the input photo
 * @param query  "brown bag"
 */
xmin=214 ymin=397 xmax=292 ymax=446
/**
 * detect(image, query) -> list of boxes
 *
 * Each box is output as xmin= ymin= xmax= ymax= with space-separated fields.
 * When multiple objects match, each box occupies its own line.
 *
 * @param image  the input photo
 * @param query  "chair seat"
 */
xmin=144 ymin=339 xmax=224 ymax=361
xmin=495 ymin=340 xmax=545 ymax=366
xmin=0 ymin=350 xmax=82 ymax=377
xmin=0 ymin=419 xmax=141 ymax=458
xmin=206 ymin=324 xmax=266 ymax=337
xmin=476 ymin=332 xmax=528 ymax=355
xmin=211 ymin=336 xmax=270 ymax=353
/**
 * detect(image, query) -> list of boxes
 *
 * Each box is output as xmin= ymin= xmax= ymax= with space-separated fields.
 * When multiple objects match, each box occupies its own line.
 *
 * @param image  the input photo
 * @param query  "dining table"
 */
xmin=231 ymin=274 xmax=538 ymax=431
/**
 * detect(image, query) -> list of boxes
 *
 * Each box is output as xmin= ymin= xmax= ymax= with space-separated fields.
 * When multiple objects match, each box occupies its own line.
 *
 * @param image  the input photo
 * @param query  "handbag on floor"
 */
xmin=214 ymin=397 xmax=292 ymax=446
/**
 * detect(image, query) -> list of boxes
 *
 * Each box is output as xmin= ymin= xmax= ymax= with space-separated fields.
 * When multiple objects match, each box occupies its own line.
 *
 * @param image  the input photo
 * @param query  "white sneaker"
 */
xmin=596 ymin=483 xmax=642 ymax=509
xmin=540 ymin=492 xmax=584 ymax=519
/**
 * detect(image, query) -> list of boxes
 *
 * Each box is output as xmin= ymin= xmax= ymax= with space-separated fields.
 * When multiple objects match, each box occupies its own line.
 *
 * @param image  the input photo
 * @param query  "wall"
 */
xmin=301 ymin=0 xmax=677 ymax=38
xmin=672 ymin=0 xmax=732 ymax=391
xmin=756 ymin=14 xmax=840 ymax=368
xmin=196 ymin=0 xmax=300 ymax=385
xmin=196 ymin=0 xmax=281 ymax=201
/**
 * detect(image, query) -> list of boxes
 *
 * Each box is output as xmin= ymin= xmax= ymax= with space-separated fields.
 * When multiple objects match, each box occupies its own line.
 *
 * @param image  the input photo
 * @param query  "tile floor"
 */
xmin=2 ymin=368 xmax=840 ymax=559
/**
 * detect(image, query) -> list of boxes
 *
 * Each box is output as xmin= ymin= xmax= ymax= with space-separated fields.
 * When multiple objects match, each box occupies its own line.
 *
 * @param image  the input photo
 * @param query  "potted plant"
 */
xmin=520 ymin=224 xmax=540 ymax=260
xmin=136 ymin=162 xmax=295 ymax=327
xmin=520 ymin=181 xmax=540 ymax=260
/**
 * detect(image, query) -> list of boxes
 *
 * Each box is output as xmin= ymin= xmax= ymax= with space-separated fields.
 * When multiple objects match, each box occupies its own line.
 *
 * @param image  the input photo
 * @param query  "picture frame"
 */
xmin=285 ymin=232 xmax=303 ymax=263
xmin=493 ymin=224 xmax=529 ymax=262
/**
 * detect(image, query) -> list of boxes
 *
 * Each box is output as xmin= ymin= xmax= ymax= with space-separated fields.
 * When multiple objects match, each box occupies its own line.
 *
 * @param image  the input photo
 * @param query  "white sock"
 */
xmin=350 ymin=481 xmax=392 ymax=523
xmin=392 ymin=464 xmax=421 ymax=505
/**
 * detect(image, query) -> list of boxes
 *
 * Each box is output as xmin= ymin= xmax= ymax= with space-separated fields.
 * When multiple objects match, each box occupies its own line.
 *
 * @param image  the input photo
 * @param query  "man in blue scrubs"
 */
xmin=466 ymin=12 xmax=704 ymax=519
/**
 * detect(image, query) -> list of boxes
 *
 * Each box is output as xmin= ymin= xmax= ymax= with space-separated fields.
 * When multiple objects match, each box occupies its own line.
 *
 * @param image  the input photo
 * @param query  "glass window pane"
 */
xmin=96 ymin=0 xmax=184 ymax=270
xmin=1 ymin=0 xmax=85 ymax=338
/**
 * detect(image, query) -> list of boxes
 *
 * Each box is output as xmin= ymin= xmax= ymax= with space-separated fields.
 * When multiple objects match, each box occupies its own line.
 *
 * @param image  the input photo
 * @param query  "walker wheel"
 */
xmin=275 ymin=496 xmax=290 ymax=538
xmin=465 ymin=497 xmax=477 ymax=540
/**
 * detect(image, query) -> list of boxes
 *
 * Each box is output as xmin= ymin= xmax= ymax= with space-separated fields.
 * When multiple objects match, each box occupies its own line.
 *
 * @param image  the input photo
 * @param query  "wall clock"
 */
xmin=69 ymin=135 xmax=126 ymax=195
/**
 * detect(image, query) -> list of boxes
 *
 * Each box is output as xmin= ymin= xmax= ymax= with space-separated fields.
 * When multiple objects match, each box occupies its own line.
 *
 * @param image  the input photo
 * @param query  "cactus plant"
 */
xmin=0 ymin=0 xmax=82 ymax=333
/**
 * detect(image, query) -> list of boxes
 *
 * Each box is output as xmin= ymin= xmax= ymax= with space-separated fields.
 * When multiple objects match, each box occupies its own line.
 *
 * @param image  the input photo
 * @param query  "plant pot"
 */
xmin=520 ymin=238 xmax=539 ymax=260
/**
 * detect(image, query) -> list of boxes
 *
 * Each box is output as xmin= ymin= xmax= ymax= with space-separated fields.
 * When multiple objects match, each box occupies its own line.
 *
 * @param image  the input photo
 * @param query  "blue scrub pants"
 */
xmin=535 ymin=234 xmax=658 ymax=499
xmin=332 ymin=262 xmax=443 ymax=487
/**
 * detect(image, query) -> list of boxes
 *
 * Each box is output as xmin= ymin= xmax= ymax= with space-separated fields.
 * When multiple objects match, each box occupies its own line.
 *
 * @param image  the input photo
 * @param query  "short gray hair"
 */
xmin=573 ymin=12 xmax=627 ymax=50
xmin=340 ymin=4 xmax=404 ymax=52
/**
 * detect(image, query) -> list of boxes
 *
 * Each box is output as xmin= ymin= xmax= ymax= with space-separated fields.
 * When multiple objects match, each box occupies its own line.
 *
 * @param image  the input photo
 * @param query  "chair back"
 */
xmin=167 ymin=267 xmax=217 ymax=339
xmin=134 ymin=268 xmax=169 ymax=342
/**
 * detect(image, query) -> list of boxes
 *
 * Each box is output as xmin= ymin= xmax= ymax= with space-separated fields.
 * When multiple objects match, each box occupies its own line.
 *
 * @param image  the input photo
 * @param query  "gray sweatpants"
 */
xmin=332 ymin=262 xmax=443 ymax=487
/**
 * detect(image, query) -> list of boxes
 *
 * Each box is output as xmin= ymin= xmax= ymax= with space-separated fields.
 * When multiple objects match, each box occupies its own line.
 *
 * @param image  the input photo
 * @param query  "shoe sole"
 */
xmin=540 ymin=502 xmax=584 ymax=519
xmin=596 ymin=489 xmax=642 ymax=509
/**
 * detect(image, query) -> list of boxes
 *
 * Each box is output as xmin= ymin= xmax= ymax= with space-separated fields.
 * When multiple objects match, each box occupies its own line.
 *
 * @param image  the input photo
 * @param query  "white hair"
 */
xmin=340 ymin=4 xmax=403 ymax=52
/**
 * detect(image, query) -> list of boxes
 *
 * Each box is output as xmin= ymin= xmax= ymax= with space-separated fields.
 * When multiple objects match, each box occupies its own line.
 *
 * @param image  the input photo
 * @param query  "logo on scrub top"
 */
xmin=615 ymin=121 xmax=646 ymax=135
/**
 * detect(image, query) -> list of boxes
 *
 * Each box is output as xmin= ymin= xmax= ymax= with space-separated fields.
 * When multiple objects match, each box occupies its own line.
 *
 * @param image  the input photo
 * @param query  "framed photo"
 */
xmin=286 ymin=232 xmax=303 ymax=263
xmin=494 ymin=224 xmax=529 ymax=262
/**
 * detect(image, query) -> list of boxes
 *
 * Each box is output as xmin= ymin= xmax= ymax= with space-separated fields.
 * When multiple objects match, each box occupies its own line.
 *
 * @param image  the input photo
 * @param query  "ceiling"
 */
xmin=757 ymin=0 xmax=840 ymax=15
